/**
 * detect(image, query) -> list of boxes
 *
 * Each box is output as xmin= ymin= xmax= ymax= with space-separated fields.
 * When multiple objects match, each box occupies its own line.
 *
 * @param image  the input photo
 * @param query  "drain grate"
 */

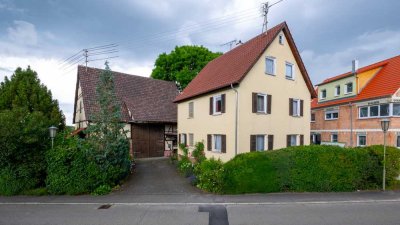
xmin=98 ymin=204 xmax=112 ymax=209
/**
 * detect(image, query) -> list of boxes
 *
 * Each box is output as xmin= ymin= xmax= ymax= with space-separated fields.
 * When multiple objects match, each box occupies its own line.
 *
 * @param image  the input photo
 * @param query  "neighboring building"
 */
xmin=174 ymin=22 xmax=316 ymax=162
xmin=311 ymin=55 xmax=400 ymax=147
xmin=73 ymin=66 xmax=178 ymax=158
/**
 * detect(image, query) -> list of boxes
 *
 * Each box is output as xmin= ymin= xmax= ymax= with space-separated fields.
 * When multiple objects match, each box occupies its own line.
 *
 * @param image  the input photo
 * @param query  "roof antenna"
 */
xmin=261 ymin=0 xmax=284 ymax=34
xmin=221 ymin=39 xmax=238 ymax=51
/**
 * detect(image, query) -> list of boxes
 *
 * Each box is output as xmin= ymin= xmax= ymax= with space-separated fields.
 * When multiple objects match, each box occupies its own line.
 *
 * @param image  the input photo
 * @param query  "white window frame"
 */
xmin=320 ymin=89 xmax=327 ymax=100
xmin=257 ymin=93 xmax=267 ymax=113
xmin=188 ymin=133 xmax=194 ymax=147
xmin=285 ymin=62 xmax=294 ymax=80
xmin=265 ymin=56 xmax=276 ymax=75
xmin=213 ymin=95 xmax=222 ymax=115
xmin=344 ymin=82 xmax=353 ymax=94
xmin=256 ymin=135 xmax=265 ymax=151
xmin=279 ymin=34 xmax=284 ymax=45
xmin=292 ymin=99 xmax=301 ymax=116
xmin=358 ymin=104 xmax=391 ymax=119
xmin=188 ymin=102 xmax=194 ymax=118
xmin=213 ymin=134 xmax=222 ymax=152
xmin=331 ymin=133 xmax=338 ymax=143
xmin=393 ymin=103 xmax=400 ymax=117
xmin=357 ymin=134 xmax=367 ymax=147
xmin=334 ymin=85 xmax=340 ymax=97
xmin=325 ymin=110 xmax=339 ymax=120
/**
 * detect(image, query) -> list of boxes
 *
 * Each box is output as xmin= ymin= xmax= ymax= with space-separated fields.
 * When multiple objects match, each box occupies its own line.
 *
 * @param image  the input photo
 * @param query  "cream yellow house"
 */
xmin=174 ymin=22 xmax=316 ymax=162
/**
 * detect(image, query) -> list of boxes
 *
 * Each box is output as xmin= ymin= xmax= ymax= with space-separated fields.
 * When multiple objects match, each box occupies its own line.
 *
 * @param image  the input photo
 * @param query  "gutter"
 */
xmin=231 ymin=84 xmax=239 ymax=156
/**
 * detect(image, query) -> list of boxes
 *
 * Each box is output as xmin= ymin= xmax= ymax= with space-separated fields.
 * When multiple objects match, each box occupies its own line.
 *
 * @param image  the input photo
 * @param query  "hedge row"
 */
xmin=195 ymin=145 xmax=400 ymax=194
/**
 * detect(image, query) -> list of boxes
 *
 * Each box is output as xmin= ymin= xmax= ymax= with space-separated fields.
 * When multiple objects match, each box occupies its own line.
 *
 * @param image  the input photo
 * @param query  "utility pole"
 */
xmin=261 ymin=0 xmax=284 ymax=33
xmin=84 ymin=49 xmax=89 ymax=71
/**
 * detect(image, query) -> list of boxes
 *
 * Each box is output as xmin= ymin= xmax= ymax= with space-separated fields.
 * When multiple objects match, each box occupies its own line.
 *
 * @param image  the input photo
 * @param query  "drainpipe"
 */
xmin=349 ymin=102 xmax=353 ymax=147
xmin=231 ymin=84 xmax=238 ymax=156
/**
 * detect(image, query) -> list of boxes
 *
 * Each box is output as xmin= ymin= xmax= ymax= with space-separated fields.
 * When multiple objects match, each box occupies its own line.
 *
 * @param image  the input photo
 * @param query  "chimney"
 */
xmin=352 ymin=59 xmax=359 ymax=74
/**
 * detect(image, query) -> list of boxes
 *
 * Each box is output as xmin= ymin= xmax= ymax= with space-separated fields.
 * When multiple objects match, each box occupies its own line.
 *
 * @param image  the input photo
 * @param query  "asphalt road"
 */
xmin=1 ymin=158 xmax=400 ymax=225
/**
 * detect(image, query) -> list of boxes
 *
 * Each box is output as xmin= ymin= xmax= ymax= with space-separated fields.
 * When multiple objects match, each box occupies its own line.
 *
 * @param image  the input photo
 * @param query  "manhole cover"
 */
xmin=98 ymin=204 xmax=112 ymax=209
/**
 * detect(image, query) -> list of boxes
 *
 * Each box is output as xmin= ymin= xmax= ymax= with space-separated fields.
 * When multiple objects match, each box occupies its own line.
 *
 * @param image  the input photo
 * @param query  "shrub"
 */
xmin=92 ymin=185 xmax=112 ymax=195
xmin=192 ymin=142 xmax=206 ymax=163
xmin=178 ymin=157 xmax=193 ymax=177
xmin=0 ymin=165 xmax=38 ymax=196
xmin=179 ymin=144 xmax=189 ymax=157
xmin=194 ymin=158 xmax=224 ymax=193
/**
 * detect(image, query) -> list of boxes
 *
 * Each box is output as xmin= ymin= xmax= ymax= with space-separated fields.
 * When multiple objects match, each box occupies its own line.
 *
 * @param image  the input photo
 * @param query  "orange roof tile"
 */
xmin=174 ymin=22 xmax=316 ymax=102
xmin=312 ymin=55 xmax=400 ymax=109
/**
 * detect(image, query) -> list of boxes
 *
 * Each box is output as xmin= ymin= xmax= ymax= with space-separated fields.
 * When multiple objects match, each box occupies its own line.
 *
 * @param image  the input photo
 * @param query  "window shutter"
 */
xmin=252 ymin=93 xmax=257 ymax=113
xmin=267 ymin=95 xmax=272 ymax=114
xmin=300 ymin=134 xmax=304 ymax=146
xmin=178 ymin=133 xmax=181 ymax=144
xmin=300 ymin=100 xmax=304 ymax=117
xmin=250 ymin=135 xmax=256 ymax=152
xmin=289 ymin=98 xmax=293 ymax=116
xmin=268 ymin=135 xmax=274 ymax=150
xmin=287 ymin=135 xmax=291 ymax=147
xmin=209 ymin=97 xmax=213 ymax=115
xmin=221 ymin=135 xmax=226 ymax=153
xmin=221 ymin=94 xmax=226 ymax=113
xmin=207 ymin=135 xmax=212 ymax=151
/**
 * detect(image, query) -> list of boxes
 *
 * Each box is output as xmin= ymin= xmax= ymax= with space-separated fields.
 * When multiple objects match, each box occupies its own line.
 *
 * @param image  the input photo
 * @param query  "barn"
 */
xmin=73 ymin=65 xmax=178 ymax=158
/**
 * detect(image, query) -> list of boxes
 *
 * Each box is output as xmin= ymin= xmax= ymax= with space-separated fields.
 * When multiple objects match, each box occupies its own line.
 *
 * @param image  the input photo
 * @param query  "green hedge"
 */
xmin=198 ymin=145 xmax=400 ymax=194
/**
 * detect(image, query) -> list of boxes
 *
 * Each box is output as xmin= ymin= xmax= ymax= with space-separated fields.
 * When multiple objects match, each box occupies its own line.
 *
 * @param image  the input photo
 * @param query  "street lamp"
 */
xmin=380 ymin=119 xmax=390 ymax=191
xmin=49 ymin=126 xmax=58 ymax=149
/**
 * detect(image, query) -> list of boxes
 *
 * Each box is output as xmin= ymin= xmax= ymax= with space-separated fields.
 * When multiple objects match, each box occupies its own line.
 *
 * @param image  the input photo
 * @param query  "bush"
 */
xmin=92 ymin=185 xmax=112 ymax=195
xmin=214 ymin=145 xmax=400 ymax=194
xmin=194 ymin=158 xmax=224 ymax=193
xmin=192 ymin=142 xmax=206 ymax=163
xmin=0 ymin=166 xmax=39 ymax=196
xmin=177 ymin=157 xmax=193 ymax=177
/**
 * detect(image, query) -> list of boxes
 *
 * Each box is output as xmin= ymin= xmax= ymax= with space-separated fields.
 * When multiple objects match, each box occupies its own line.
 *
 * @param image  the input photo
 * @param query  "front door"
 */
xmin=132 ymin=124 xmax=165 ymax=158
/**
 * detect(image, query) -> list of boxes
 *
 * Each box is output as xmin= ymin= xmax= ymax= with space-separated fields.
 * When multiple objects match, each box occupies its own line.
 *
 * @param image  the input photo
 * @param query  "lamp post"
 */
xmin=380 ymin=119 xmax=390 ymax=191
xmin=49 ymin=126 xmax=58 ymax=149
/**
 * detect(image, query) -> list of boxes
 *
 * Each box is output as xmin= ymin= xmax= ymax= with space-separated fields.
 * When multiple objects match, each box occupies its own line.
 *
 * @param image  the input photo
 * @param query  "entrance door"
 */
xmin=132 ymin=124 xmax=165 ymax=158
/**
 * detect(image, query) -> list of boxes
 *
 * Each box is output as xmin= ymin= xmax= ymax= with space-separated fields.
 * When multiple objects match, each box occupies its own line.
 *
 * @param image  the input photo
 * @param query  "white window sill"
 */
xmin=292 ymin=115 xmax=302 ymax=118
xmin=265 ymin=72 xmax=276 ymax=76
xmin=344 ymin=92 xmax=353 ymax=95
xmin=311 ymin=121 xmax=316 ymax=123
xmin=212 ymin=112 xmax=222 ymax=116
xmin=286 ymin=77 xmax=294 ymax=81
xmin=212 ymin=150 xmax=222 ymax=154
xmin=325 ymin=118 xmax=338 ymax=121
xmin=256 ymin=111 xmax=268 ymax=115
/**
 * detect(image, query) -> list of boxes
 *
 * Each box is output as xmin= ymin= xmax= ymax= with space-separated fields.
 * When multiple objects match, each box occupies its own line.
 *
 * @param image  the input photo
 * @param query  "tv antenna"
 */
xmin=261 ymin=0 xmax=284 ymax=33
xmin=221 ymin=39 xmax=241 ymax=51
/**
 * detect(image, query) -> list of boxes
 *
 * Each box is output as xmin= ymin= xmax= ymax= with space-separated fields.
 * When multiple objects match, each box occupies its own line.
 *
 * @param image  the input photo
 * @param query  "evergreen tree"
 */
xmin=85 ymin=62 xmax=130 ymax=185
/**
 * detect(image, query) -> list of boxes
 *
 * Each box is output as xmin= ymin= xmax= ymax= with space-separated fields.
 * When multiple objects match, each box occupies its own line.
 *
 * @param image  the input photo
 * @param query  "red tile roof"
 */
xmin=73 ymin=66 xmax=178 ymax=123
xmin=312 ymin=55 xmax=400 ymax=109
xmin=174 ymin=22 xmax=316 ymax=102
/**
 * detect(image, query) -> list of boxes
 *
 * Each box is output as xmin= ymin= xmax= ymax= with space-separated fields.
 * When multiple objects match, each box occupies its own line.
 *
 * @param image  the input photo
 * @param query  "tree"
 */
xmin=85 ymin=62 xmax=131 ymax=187
xmin=151 ymin=45 xmax=222 ymax=90
xmin=0 ymin=66 xmax=65 ymax=195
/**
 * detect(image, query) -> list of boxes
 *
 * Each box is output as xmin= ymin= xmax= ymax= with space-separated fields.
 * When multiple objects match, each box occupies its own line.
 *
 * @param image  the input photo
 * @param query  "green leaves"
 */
xmin=151 ymin=45 xmax=222 ymax=90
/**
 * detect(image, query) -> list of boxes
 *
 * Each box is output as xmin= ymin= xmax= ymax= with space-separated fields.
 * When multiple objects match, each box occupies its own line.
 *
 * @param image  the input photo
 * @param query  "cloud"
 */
xmin=7 ymin=20 xmax=38 ymax=45
xmin=301 ymin=29 xmax=400 ymax=84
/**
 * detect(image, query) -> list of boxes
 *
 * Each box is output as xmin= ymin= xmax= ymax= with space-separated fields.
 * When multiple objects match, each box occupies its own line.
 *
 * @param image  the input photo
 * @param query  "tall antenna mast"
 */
xmin=83 ymin=49 xmax=88 ymax=71
xmin=261 ymin=0 xmax=284 ymax=33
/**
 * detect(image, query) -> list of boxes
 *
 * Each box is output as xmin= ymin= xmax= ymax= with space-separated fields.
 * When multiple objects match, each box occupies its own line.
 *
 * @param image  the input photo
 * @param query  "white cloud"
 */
xmin=301 ymin=29 xmax=400 ymax=84
xmin=7 ymin=20 xmax=38 ymax=45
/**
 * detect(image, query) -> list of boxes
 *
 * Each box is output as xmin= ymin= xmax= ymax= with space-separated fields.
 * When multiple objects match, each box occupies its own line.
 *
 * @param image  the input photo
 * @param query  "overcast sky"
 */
xmin=0 ymin=0 xmax=399 ymax=125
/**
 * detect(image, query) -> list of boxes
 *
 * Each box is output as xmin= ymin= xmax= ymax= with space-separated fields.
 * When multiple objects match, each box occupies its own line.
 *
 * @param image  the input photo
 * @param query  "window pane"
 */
xmin=214 ymin=96 xmax=222 ymax=113
xmin=332 ymin=134 xmax=338 ymax=142
xmin=256 ymin=135 xmax=264 ymax=151
xmin=311 ymin=113 xmax=315 ymax=121
xmin=370 ymin=106 xmax=379 ymax=117
xmin=257 ymin=95 xmax=265 ymax=112
xmin=214 ymin=135 xmax=221 ymax=151
xmin=326 ymin=113 xmax=332 ymax=119
xmin=290 ymin=135 xmax=297 ymax=146
xmin=286 ymin=64 xmax=293 ymax=78
xmin=397 ymin=136 xmax=400 ymax=147
xmin=322 ymin=90 xmax=326 ymax=98
xmin=189 ymin=102 xmax=194 ymax=118
xmin=266 ymin=58 xmax=274 ymax=74
xmin=293 ymin=100 xmax=298 ymax=115
xmin=358 ymin=136 xmax=366 ymax=146
xmin=393 ymin=104 xmax=400 ymax=116
xmin=332 ymin=112 xmax=338 ymax=119
xmin=360 ymin=107 xmax=368 ymax=117
xmin=347 ymin=83 xmax=353 ymax=93
xmin=380 ymin=104 xmax=389 ymax=117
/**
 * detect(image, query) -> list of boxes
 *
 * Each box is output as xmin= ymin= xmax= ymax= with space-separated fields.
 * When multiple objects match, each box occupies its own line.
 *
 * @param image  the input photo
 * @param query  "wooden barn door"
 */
xmin=131 ymin=123 xmax=165 ymax=158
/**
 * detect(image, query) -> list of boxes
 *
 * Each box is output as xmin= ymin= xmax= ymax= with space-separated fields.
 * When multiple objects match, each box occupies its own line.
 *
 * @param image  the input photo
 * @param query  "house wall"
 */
xmin=74 ymin=82 xmax=88 ymax=129
xmin=311 ymin=97 xmax=400 ymax=147
xmin=318 ymin=76 xmax=356 ymax=102
xmin=177 ymin=30 xmax=312 ymax=162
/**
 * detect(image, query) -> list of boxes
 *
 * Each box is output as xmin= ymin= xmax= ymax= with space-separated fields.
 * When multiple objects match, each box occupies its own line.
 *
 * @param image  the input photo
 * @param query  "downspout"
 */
xmin=231 ymin=84 xmax=238 ymax=156
xmin=349 ymin=102 xmax=353 ymax=147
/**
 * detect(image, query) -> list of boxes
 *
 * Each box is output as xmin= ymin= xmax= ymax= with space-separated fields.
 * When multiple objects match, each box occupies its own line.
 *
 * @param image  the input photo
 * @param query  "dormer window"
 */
xmin=320 ymin=89 xmax=327 ymax=99
xmin=345 ymin=82 xmax=353 ymax=94
xmin=334 ymin=85 xmax=340 ymax=96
